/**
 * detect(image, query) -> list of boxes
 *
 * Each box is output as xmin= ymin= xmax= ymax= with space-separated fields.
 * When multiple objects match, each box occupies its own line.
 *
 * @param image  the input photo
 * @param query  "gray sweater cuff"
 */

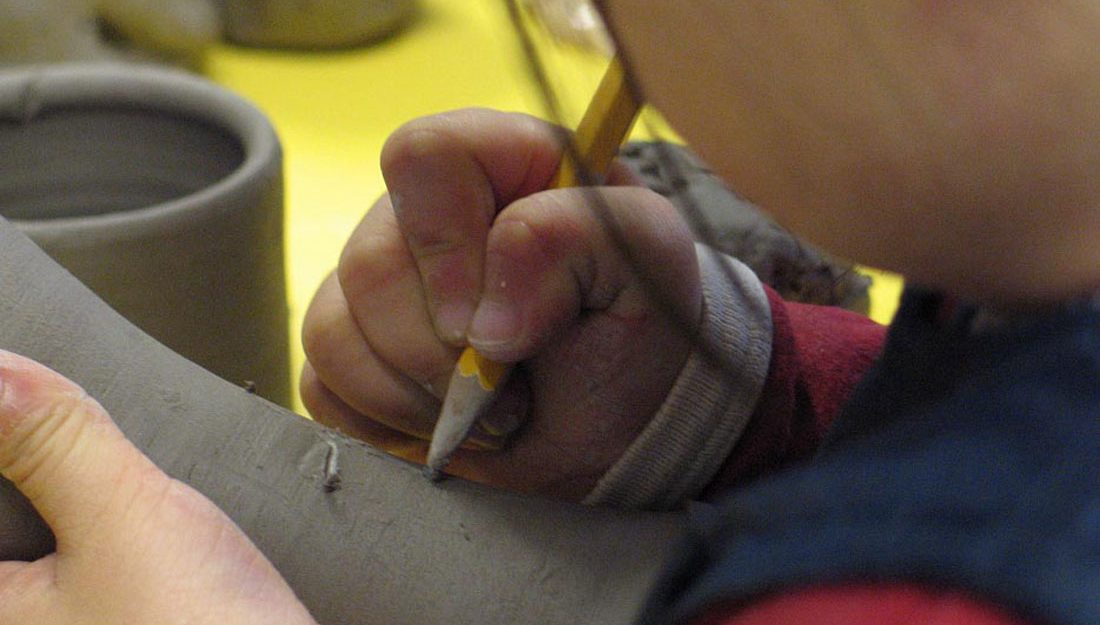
xmin=583 ymin=245 xmax=773 ymax=510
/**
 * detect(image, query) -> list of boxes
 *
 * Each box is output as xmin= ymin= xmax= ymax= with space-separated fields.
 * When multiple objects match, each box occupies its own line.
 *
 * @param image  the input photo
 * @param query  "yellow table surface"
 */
xmin=205 ymin=0 xmax=901 ymax=412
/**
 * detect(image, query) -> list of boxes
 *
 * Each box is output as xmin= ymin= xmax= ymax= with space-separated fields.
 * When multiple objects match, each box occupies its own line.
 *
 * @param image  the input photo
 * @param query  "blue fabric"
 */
xmin=638 ymin=288 xmax=1100 ymax=625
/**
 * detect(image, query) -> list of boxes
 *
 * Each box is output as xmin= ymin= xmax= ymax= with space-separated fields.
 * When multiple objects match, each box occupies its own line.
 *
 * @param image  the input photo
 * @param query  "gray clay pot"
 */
xmin=0 ymin=64 xmax=290 ymax=406
xmin=220 ymin=0 xmax=417 ymax=49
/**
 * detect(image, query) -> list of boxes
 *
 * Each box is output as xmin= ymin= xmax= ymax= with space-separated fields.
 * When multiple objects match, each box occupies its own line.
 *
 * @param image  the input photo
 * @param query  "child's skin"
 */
xmin=599 ymin=1 xmax=1100 ymax=303
xmin=300 ymin=109 xmax=703 ymax=499
xmin=2 ymin=1 xmax=1099 ymax=623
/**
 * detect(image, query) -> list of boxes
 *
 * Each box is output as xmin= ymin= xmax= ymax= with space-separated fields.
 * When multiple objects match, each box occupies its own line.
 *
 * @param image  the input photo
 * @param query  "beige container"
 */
xmin=222 ymin=0 xmax=417 ymax=48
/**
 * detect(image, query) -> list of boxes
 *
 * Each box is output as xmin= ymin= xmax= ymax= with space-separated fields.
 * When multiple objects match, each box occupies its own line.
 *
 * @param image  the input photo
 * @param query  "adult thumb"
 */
xmin=0 ymin=350 xmax=161 ymax=552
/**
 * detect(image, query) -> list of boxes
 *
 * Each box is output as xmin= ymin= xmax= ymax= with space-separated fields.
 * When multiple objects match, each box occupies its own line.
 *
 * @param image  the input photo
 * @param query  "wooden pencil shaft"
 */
xmin=551 ymin=57 xmax=640 ymax=189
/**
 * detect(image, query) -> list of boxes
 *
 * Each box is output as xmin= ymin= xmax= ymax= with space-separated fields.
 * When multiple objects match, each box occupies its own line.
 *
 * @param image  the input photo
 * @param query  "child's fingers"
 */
xmin=301 ymin=277 xmax=441 ymax=439
xmin=380 ymin=109 xmax=566 ymax=343
xmin=468 ymin=185 xmax=701 ymax=363
xmin=336 ymin=197 xmax=460 ymax=393
xmin=0 ymin=350 xmax=164 ymax=552
xmin=301 ymin=360 xmax=519 ymax=466
xmin=301 ymin=362 xmax=427 ymax=457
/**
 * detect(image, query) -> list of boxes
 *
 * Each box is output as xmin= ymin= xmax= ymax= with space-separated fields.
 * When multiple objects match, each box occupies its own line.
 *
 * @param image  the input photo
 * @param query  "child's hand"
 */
xmin=301 ymin=109 xmax=702 ymax=501
xmin=0 ymin=350 xmax=317 ymax=625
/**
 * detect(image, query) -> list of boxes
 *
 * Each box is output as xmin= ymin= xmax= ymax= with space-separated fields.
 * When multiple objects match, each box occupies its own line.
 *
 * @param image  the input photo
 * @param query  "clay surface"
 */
xmin=0 ymin=218 xmax=683 ymax=623
xmin=0 ymin=65 xmax=290 ymax=406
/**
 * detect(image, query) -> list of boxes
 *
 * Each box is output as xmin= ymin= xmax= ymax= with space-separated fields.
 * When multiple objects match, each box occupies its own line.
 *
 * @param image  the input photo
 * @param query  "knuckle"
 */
xmin=495 ymin=193 xmax=597 ymax=285
xmin=298 ymin=376 xmax=329 ymax=423
xmin=300 ymin=307 xmax=339 ymax=370
xmin=301 ymin=278 xmax=356 ymax=373
xmin=337 ymin=228 xmax=409 ymax=301
xmin=381 ymin=109 xmax=498 ymax=169
xmin=404 ymin=230 xmax=472 ymax=266
xmin=298 ymin=367 xmax=365 ymax=432
xmin=505 ymin=190 xmax=567 ymax=219
xmin=381 ymin=118 xmax=458 ymax=173
xmin=396 ymin=190 xmax=492 ymax=263
xmin=498 ymin=193 xmax=584 ymax=254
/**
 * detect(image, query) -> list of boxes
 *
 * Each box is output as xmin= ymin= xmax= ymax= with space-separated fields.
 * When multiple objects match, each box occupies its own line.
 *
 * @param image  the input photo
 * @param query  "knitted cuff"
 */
xmin=583 ymin=245 xmax=773 ymax=510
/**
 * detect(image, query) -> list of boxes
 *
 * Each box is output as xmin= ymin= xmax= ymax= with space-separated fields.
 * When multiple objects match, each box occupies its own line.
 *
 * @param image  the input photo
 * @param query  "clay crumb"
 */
xmin=322 ymin=439 xmax=342 ymax=493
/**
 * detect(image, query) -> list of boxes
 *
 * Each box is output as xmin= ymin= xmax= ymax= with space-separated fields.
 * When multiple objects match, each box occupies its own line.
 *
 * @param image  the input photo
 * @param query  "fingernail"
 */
xmin=0 ymin=351 xmax=43 ymax=417
xmin=468 ymin=299 xmax=521 ymax=352
xmin=436 ymin=300 xmax=474 ymax=344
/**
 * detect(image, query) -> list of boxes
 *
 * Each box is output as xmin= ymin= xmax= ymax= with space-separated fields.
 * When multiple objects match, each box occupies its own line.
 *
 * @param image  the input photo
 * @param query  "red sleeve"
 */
xmin=690 ymin=584 xmax=1033 ymax=625
xmin=703 ymin=285 xmax=887 ymax=494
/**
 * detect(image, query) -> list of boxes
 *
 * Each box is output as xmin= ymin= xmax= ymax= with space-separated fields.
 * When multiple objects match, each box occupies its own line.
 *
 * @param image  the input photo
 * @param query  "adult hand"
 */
xmin=0 ymin=350 xmax=317 ymax=625
xmin=301 ymin=108 xmax=702 ymax=501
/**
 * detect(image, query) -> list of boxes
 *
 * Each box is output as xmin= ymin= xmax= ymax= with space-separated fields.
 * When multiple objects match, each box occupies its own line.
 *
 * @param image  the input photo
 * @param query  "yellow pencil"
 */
xmin=426 ymin=56 xmax=641 ymax=478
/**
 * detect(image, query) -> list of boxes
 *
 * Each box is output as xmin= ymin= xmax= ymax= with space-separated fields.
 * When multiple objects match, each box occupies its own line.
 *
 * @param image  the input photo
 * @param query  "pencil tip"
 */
xmin=423 ymin=465 xmax=445 ymax=482
xmin=425 ymin=369 xmax=498 ymax=481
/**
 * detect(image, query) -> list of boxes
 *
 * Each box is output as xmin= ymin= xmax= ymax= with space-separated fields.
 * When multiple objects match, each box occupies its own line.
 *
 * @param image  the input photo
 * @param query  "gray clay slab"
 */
xmin=0 ymin=215 xmax=684 ymax=625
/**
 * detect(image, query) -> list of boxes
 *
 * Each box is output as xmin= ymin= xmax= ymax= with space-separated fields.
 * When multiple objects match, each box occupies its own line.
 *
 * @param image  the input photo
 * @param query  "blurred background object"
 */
xmin=520 ymin=0 xmax=612 ymax=56
xmin=0 ymin=0 xmax=219 ymax=67
xmin=217 ymin=0 xmax=417 ymax=49
xmin=0 ymin=0 xmax=418 ymax=68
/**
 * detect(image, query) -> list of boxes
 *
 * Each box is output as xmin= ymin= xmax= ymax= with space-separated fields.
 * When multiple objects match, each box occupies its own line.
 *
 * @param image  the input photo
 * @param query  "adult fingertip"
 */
xmin=0 ymin=350 xmax=89 ymax=444
xmin=0 ymin=350 xmax=143 ymax=543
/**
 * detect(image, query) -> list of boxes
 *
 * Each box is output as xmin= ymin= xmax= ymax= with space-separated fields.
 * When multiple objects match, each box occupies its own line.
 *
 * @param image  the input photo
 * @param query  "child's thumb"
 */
xmin=0 ymin=350 xmax=162 ymax=550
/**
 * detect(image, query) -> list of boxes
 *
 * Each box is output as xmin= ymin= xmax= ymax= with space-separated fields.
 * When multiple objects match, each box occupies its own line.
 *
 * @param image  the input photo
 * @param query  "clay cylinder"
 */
xmin=220 ymin=0 xmax=417 ymax=49
xmin=0 ymin=64 xmax=290 ymax=407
